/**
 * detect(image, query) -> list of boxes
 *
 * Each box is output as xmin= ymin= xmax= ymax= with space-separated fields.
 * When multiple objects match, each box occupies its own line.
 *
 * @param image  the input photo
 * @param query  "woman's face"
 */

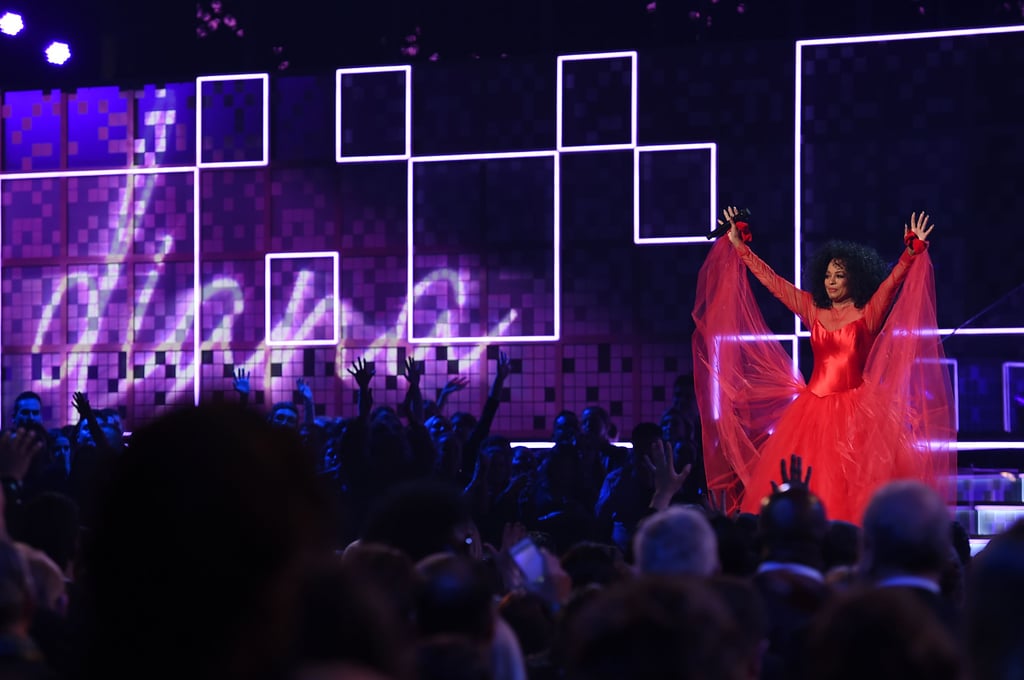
xmin=825 ymin=259 xmax=850 ymax=304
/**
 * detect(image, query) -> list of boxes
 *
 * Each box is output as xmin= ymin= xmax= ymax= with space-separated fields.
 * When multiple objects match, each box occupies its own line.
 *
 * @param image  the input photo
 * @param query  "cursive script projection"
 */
xmin=31 ymin=256 xmax=517 ymax=404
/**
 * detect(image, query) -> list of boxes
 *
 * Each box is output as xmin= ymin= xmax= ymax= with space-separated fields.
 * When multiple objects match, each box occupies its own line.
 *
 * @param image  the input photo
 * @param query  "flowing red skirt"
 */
xmin=692 ymin=239 xmax=956 ymax=524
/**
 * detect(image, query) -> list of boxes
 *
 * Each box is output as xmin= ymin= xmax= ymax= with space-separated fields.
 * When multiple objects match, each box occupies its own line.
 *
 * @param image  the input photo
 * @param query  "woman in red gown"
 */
xmin=691 ymin=208 xmax=956 ymax=523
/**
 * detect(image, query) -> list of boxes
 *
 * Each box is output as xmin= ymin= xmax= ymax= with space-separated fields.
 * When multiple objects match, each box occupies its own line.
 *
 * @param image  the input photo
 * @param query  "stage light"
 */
xmin=0 ymin=11 xmax=23 ymax=36
xmin=44 ymin=41 xmax=71 ymax=65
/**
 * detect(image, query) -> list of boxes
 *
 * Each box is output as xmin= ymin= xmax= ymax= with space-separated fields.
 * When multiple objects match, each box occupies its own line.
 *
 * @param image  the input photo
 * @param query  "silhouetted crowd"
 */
xmin=0 ymin=352 xmax=1017 ymax=679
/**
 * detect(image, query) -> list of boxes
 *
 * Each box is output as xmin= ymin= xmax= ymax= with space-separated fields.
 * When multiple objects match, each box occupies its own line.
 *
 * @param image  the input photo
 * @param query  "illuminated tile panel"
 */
xmin=67 ymin=86 xmax=132 ymax=170
xmin=0 ymin=177 xmax=63 ymax=260
xmin=409 ymin=153 xmax=558 ymax=343
xmin=265 ymin=252 xmax=339 ymax=347
xmin=335 ymin=66 xmax=411 ymax=161
xmin=197 ymin=74 xmax=269 ymax=167
xmin=558 ymin=52 xmax=636 ymax=151
xmin=2 ymin=90 xmax=62 ymax=172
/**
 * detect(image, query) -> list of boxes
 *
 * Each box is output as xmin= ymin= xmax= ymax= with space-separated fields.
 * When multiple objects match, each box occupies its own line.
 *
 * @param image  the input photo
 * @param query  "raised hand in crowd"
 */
xmin=491 ymin=350 xmax=511 ymax=398
xmin=771 ymin=453 xmax=812 ymax=493
xmin=400 ymin=356 xmax=425 ymax=423
xmin=347 ymin=357 xmax=375 ymax=420
xmin=73 ymin=391 xmax=109 ymax=450
xmin=296 ymin=378 xmax=315 ymax=427
xmin=646 ymin=438 xmax=691 ymax=512
xmin=232 ymin=367 xmax=250 ymax=406
xmin=436 ymin=376 xmax=469 ymax=413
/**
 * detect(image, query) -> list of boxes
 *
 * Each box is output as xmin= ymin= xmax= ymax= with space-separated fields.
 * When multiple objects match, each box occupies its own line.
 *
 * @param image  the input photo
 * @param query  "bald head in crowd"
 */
xmin=633 ymin=506 xmax=719 ymax=577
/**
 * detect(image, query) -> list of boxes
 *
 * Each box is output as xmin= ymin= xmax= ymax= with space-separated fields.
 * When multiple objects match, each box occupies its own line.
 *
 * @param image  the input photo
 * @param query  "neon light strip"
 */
xmin=797 ymin=24 xmax=1024 ymax=48
xmin=264 ymin=251 xmax=340 ymax=347
xmin=413 ymin=150 xmax=557 ymax=163
xmin=1003 ymin=362 xmax=1024 ymax=433
xmin=195 ymin=73 xmax=270 ymax=168
xmin=556 ymin=51 xmax=637 ymax=152
xmin=193 ymin=168 xmax=201 ymax=405
xmin=407 ymin=151 xmax=560 ymax=344
xmin=633 ymin=143 xmax=718 ymax=244
xmin=510 ymin=441 xmax=634 ymax=449
xmin=335 ymin=65 xmax=412 ymax=162
xmin=0 ymin=166 xmax=196 ymax=180
xmin=796 ymin=327 xmax=1024 ymax=338
xmin=949 ymin=442 xmax=1024 ymax=451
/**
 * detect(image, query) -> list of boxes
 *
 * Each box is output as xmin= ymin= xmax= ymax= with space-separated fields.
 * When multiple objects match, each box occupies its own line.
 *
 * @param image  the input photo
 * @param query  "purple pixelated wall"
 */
xmin=4 ymin=32 xmax=1024 ymax=438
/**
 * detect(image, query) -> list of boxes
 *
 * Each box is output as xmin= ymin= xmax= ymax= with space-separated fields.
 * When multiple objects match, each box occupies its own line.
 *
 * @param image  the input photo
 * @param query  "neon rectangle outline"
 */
xmin=794 ymin=25 xmax=1024 ymax=335
xmin=264 ymin=251 xmax=340 ymax=347
xmin=917 ymin=357 xmax=960 ymax=431
xmin=557 ymin=51 xmax=637 ymax=152
xmin=1002 ymin=361 xmax=1024 ymax=432
xmin=633 ymin=143 xmax=718 ymax=244
xmin=710 ymin=334 xmax=799 ymax=420
xmin=195 ymin=73 xmax=270 ymax=168
xmin=0 ymin=167 xmax=203 ymax=411
xmin=335 ymin=65 xmax=412 ymax=163
xmin=407 ymin=150 xmax=559 ymax=344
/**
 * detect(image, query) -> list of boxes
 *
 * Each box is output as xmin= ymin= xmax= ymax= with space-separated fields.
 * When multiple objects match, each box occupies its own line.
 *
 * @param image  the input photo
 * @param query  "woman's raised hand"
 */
xmin=720 ymin=205 xmax=744 ymax=247
xmin=905 ymin=211 xmax=934 ymax=243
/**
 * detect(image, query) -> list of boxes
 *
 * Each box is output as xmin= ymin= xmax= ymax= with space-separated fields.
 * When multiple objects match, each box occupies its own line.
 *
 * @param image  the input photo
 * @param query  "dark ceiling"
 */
xmin=0 ymin=0 xmax=1021 ymax=90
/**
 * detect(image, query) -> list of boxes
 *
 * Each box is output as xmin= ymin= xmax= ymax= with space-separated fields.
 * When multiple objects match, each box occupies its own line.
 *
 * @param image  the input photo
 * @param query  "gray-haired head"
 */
xmin=633 ymin=506 xmax=719 ymax=577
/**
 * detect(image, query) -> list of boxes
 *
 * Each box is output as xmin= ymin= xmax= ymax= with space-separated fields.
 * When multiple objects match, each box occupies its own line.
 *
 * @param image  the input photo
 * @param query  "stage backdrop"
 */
xmin=3 ymin=28 xmax=1024 ymax=438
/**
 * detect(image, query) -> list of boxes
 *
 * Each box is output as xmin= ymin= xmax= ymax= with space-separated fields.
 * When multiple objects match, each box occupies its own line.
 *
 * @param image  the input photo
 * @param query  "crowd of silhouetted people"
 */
xmin=0 ymin=353 xmax=1020 ymax=679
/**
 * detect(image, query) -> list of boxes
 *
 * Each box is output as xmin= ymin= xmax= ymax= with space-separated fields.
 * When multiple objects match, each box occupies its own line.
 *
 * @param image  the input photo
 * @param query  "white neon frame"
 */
xmin=335 ymin=66 xmax=412 ymax=163
xmin=633 ymin=143 xmax=718 ymax=244
xmin=407 ymin=150 xmax=560 ymax=344
xmin=195 ymin=73 xmax=270 ymax=168
xmin=1002 ymin=362 xmax=1024 ymax=433
xmin=557 ymin=51 xmax=638 ymax=152
xmin=794 ymin=25 xmax=1024 ymax=336
xmin=264 ymin=251 xmax=340 ymax=347
xmin=916 ymin=357 xmax=960 ymax=432
xmin=710 ymin=334 xmax=799 ymax=420
xmin=0 ymin=166 xmax=203 ymax=409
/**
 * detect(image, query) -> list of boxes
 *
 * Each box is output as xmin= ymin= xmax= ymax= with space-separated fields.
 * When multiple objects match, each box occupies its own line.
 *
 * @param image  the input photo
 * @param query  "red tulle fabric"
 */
xmin=691 ymin=238 xmax=955 ymax=524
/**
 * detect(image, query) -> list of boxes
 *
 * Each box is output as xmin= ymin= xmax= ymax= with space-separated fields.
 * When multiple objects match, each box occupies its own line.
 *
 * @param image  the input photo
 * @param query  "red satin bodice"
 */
xmin=806 ymin=318 xmax=872 ymax=396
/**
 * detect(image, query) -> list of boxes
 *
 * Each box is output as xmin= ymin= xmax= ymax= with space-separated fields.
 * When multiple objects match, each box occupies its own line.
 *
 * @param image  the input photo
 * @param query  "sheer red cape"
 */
xmin=691 ymin=238 xmax=956 ymax=523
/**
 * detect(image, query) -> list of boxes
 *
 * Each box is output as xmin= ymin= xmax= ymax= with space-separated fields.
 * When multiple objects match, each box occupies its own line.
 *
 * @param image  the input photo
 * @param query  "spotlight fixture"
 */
xmin=0 ymin=11 xmax=24 ymax=36
xmin=44 ymin=40 xmax=70 ymax=65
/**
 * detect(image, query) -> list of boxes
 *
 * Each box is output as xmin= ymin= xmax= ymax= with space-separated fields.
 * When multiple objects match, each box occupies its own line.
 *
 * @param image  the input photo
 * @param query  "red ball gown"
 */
xmin=691 ymin=238 xmax=956 ymax=523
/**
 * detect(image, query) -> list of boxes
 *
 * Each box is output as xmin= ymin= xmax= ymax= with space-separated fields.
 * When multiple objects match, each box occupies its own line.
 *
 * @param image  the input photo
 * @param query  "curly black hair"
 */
xmin=806 ymin=240 xmax=891 ymax=309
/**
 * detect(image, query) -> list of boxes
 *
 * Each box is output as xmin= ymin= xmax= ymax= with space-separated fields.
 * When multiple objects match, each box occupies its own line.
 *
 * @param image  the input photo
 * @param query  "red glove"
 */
xmin=735 ymin=221 xmax=752 ymax=243
xmin=904 ymin=230 xmax=927 ymax=254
